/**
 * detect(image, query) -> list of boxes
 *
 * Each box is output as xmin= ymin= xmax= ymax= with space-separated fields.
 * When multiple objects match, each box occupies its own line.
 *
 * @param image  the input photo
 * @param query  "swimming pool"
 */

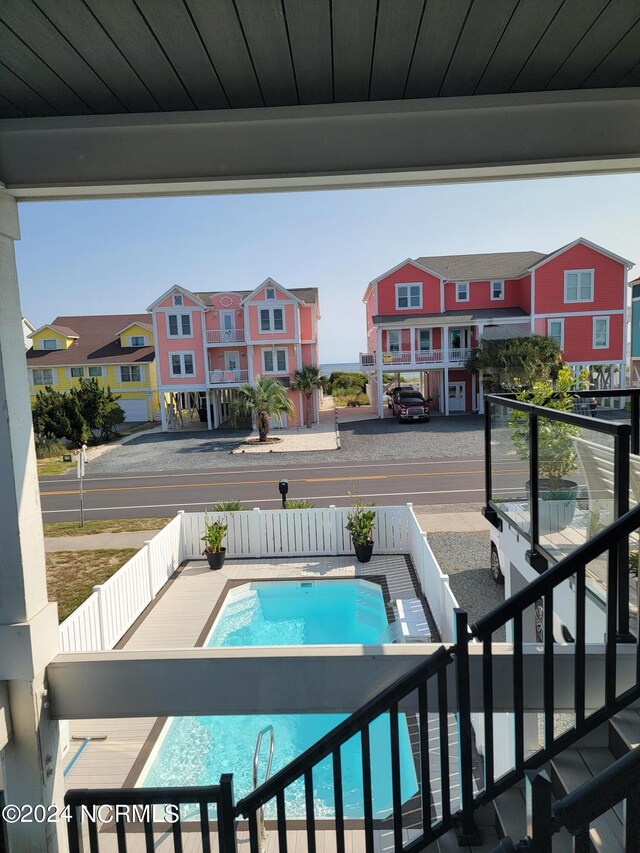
xmin=141 ymin=580 xmax=418 ymax=818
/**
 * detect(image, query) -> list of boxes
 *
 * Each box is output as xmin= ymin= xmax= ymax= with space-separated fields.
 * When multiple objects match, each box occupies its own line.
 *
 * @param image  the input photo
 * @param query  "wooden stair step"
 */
xmin=494 ymin=787 xmax=573 ymax=852
xmin=551 ymin=748 xmax=623 ymax=853
xmin=609 ymin=709 xmax=640 ymax=759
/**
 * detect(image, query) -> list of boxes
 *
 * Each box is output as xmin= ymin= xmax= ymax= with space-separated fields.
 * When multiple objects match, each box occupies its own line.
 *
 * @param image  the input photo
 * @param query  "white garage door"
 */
xmin=119 ymin=398 xmax=148 ymax=422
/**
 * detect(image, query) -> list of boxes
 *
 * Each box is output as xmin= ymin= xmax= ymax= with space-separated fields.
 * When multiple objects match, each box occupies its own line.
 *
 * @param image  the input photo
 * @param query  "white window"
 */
xmin=265 ymin=287 xmax=276 ymax=300
xmin=41 ymin=338 xmax=58 ymax=350
xmin=593 ymin=316 xmax=609 ymax=349
xmin=263 ymin=349 xmax=288 ymax=373
xmin=224 ymin=352 xmax=240 ymax=371
xmin=169 ymin=352 xmax=195 ymax=376
xmin=418 ymin=329 xmax=431 ymax=351
xmin=396 ymin=283 xmax=422 ymax=310
xmin=491 ymin=280 xmax=504 ymax=300
xmin=173 ymin=294 xmax=183 ymax=306
xmin=387 ymin=330 xmax=400 ymax=352
xmin=220 ymin=311 xmax=235 ymax=330
xmin=69 ymin=367 xmax=85 ymax=378
xmin=167 ymin=313 xmax=192 ymax=337
xmin=88 ymin=366 xmax=103 ymax=377
xmin=565 ymin=270 xmax=594 ymax=303
xmin=456 ymin=282 xmax=469 ymax=302
xmin=547 ymin=319 xmax=564 ymax=348
xmin=259 ymin=308 xmax=284 ymax=332
xmin=120 ymin=365 xmax=142 ymax=382
xmin=130 ymin=335 xmax=147 ymax=347
xmin=32 ymin=368 xmax=54 ymax=385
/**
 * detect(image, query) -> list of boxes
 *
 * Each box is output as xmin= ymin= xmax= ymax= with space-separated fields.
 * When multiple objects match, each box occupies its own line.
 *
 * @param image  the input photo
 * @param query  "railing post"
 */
xmin=631 ymin=392 xmax=640 ymax=456
xmin=614 ymin=427 xmax=634 ymax=642
xmin=454 ymin=608 xmax=479 ymax=845
xmin=219 ymin=773 xmax=237 ymax=853
xmin=252 ymin=508 xmax=263 ymax=558
xmin=177 ymin=509 xmax=185 ymax=562
xmin=329 ymin=505 xmax=339 ymax=555
xmin=624 ymin=783 xmax=640 ymax=852
xmin=92 ymin=584 xmax=106 ymax=650
xmin=525 ymin=769 xmax=553 ymax=853
xmin=144 ymin=541 xmax=154 ymax=599
xmin=528 ymin=412 xmax=539 ymax=549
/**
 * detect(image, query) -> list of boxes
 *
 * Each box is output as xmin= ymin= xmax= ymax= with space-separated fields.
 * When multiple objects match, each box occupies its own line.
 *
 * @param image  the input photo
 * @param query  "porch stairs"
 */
xmin=235 ymin=502 xmax=640 ymax=853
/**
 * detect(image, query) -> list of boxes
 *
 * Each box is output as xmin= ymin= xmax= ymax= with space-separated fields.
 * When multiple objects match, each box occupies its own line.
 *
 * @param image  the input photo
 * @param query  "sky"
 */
xmin=14 ymin=173 xmax=640 ymax=363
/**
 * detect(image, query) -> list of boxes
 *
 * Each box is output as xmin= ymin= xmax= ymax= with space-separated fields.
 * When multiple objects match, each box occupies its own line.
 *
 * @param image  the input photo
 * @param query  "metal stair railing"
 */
xmin=253 ymin=725 xmax=275 ymax=851
xmin=236 ymin=501 xmax=640 ymax=853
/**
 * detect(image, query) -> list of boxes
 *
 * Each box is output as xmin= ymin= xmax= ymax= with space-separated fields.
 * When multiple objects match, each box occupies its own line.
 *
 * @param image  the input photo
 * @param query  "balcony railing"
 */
xmin=360 ymin=348 xmax=472 ymax=368
xmin=208 ymin=369 xmax=249 ymax=384
xmin=207 ymin=329 xmax=245 ymax=343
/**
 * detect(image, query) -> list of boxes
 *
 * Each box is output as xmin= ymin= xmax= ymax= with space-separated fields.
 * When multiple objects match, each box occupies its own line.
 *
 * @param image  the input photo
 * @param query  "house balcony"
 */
xmin=360 ymin=348 xmax=472 ymax=371
xmin=207 ymin=329 xmax=245 ymax=344
xmin=208 ymin=368 xmax=249 ymax=385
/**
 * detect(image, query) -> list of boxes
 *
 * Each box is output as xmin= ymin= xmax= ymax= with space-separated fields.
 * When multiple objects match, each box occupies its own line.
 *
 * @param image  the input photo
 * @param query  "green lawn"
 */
xmin=43 ymin=517 xmax=171 ymax=538
xmin=37 ymin=457 xmax=76 ymax=476
xmin=47 ymin=548 xmax=138 ymax=621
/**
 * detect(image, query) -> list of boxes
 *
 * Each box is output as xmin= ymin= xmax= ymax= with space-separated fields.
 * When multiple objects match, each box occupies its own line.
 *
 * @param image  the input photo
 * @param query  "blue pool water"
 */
xmin=142 ymin=580 xmax=418 ymax=818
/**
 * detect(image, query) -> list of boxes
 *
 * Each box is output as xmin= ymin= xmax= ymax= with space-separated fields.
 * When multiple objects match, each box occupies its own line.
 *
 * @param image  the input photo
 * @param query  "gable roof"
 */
xmin=146 ymin=284 xmax=208 ymax=312
xmin=414 ymin=251 xmax=545 ymax=281
xmin=116 ymin=321 xmax=153 ymax=336
xmin=26 ymin=314 xmax=155 ymax=365
xmin=194 ymin=286 xmax=319 ymax=305
xmin=28 ymin=323 xmax=80 ymax=339
xmin=528 ymin=237 xmax=635 ymax=271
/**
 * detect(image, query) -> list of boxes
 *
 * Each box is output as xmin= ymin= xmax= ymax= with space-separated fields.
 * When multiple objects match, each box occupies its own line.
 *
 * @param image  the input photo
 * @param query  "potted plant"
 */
xmin=201 ymin=516 xmax=228 ymax=570
xmin=510 ymin=366 xmax=582 ymax=534
xmin=346 ymin=497 xmax=376 ymax=563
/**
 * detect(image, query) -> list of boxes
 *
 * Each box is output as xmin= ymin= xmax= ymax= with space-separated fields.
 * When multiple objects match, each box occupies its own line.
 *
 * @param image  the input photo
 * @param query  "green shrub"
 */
xmin=35 ymin=434 xmax=68 ymax=459
xmin=285 ymin=499 xmax=315 ymax=509
xmin=211 ymin=500 xmax=247 ymax=512
xmin=334 ymin=392 xmax=369 ymax=408
xmin=324 ymin=372 xmax=367 ymax=395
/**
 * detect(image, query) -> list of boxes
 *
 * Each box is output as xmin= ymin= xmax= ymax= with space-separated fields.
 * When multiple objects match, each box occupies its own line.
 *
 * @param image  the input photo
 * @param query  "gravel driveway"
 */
xmin=86 ymin=415 xmax=484 ymax=474
xmin=428 ymin=531 xmax=506 ymax=640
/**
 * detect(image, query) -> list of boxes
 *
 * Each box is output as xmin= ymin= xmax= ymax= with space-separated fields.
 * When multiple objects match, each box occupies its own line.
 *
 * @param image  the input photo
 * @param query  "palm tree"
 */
xmin=230 ymin=376 xmax=295 ymax=442
xmin=291 ymin=365 xmax=323 ymax=429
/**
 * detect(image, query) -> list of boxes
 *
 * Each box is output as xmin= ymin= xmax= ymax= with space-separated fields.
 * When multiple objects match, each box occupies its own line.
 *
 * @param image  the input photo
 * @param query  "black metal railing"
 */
xmin=65 ymin=777 xmax=236 ymax=853
xmin=483 ymin=390 xmax=636 ymax=640
xmin=494 ymin=746 xmax=640 ymax=852
xmin=235 ymin=500 xmax=640 ymax=852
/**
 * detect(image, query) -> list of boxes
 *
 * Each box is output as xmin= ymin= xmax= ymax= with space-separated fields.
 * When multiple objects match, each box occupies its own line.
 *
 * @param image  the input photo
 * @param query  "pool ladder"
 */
xmin=253 ymin=724 xmax=275 ymax=848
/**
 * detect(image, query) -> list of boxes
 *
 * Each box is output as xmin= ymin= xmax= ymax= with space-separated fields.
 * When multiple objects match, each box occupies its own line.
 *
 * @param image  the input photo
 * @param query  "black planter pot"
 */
xmin=526 ymin=479 xmax=578 ymax=534
xmin=204 ymin=547 xmax=226 ymax=570
xmin=354 ymin=541 xmax=374 ymax=563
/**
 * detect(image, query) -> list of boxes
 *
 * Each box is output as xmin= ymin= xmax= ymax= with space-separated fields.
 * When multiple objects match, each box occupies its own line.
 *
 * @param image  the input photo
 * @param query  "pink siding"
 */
xmin=208 ymin=348 xmax=247 ymax=371
xmin=252 ymin=344 xmax=297 ymax=377
xmin=376 ymin=264 xmax=441 ymax=315
xmin=253 ymin=285 xmax=291 ymax=301
xmin=204 ymin=293 xmax=245 ymax=332
xmin=158 ymin=292 xmax=200 ymax=309
xmin=248 ymin=303 xmax=296 ymax=339
xmin=534 ymin=244 xmax=626 ymax=314
xmin=156 ymin=309 xmax=206 ymax=385
xmin=299 ymin=306 xmax=313 ymax=340
xmin=301 ymin=343 xmax=316 ymax=365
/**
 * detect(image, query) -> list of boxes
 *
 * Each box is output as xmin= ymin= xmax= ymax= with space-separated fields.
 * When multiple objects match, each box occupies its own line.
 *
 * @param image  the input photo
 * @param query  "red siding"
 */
xmin=534 ymin=244 xmax=625 ymax=314
xmin=376 ymin=264 xmax=441 ymax=315
xmin=559 ymin=314 xmax=624 ymax=362
xmin=443 ymin=278 xmax=527 ymax=311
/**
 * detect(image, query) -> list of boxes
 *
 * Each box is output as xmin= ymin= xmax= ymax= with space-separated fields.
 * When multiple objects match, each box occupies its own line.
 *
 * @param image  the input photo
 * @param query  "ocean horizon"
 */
xmin=320 ymin=362 xmax=361 ymax=375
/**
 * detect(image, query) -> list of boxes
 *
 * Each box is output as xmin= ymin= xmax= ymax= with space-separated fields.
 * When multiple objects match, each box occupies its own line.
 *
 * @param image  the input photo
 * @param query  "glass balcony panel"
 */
xmin=489 ymin=402 xmax=531 ymax=535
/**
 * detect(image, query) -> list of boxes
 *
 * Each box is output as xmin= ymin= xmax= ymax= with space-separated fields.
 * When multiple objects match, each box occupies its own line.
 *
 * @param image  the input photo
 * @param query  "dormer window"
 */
xmin=173 ymin=294 xmax=183 ymax=306
xmin=130 ymin=335 xmax=147 ymax=347
xmin=42 ymin=339 xmax=58 ymax=350
xmin=266 ymin=287 xmax=276 ymax=300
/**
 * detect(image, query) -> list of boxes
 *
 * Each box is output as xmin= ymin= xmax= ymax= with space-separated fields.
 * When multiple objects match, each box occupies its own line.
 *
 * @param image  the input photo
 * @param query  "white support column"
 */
xmin=376 ymin=327 xmax=384 ymax=419
xmin=410 ymin=326 xmax=415 ymax=366
xmin=213 ymin=390 xmax=220 ymax=428
xmin=471 ymin=372 xmax=476 ymax=412
xmin=444 ymin=366 xmax=450 ymax=416
xmin=159 ymin=392 xmax=168 ymax=431
xmin=0 ymin=188 xmax=68 ymax=852
xmin=443 ymin=325 xmax=449 ymax=362
xmin=478 ymin=373 xmax=485 ymax=415
xmin=206 ymin=388 xmax=212 ymax=430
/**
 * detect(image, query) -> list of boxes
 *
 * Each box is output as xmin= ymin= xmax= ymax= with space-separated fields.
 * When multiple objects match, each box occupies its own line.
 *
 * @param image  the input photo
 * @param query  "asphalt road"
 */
xmin=39 ymin=456 xmax=526 ymax=521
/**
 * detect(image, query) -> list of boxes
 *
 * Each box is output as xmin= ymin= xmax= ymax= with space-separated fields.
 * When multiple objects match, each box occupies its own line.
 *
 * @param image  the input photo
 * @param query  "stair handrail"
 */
xmin=235 ymin=644 xmax=453 ymax=816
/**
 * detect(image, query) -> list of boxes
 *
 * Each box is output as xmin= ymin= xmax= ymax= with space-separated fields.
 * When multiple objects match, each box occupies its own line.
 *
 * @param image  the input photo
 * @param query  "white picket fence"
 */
xmin=58 ymin=514 xmax=183 ymax=652
xmin=58 ymin=504 xmax=460 ymax=652
xmin=181 ymin=505 xmax=410 ymax=559
xmin=406 ymin=506 xmax=460 ymax=642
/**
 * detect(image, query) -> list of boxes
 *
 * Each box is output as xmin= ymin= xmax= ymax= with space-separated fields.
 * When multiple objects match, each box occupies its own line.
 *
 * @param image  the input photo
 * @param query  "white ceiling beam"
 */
xmin=47 ymin=643 xmax=638 ymax=719
xmin=1 ymin=89 xmax=639 ymax=201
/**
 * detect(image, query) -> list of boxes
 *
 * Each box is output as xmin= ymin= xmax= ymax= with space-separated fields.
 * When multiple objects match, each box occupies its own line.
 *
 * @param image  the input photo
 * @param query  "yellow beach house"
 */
xmin=25 ymin=314 xmax=159 ymax=422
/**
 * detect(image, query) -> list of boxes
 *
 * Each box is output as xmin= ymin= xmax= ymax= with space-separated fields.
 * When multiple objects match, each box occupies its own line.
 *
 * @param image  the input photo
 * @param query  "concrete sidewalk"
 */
xmin=44 ymin=530 xmax=161 ymax=552
xmin=43 ymin=511 xmax=488 ymax=552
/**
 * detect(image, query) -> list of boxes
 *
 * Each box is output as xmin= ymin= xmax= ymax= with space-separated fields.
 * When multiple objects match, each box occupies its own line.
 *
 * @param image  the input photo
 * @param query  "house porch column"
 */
xmin=0 ymin=188 xmax=68 ymax=851
xmin=376 ymin=327 xmax=384 ymax=419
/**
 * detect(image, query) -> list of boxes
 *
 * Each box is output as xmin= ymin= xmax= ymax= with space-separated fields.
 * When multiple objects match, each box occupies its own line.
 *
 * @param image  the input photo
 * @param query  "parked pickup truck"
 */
xmin=391 ymin=390 xmax=430 ymax=423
